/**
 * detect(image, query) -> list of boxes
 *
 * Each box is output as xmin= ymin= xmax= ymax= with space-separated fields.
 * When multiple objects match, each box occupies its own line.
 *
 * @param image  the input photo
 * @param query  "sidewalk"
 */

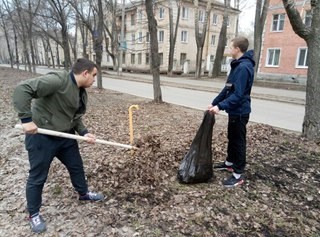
xmin=104 ymin=70 xmax=306 ymax=105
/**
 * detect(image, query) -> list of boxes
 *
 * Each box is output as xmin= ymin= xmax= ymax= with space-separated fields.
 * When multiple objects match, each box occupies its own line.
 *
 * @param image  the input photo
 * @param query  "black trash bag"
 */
xmin=177 ymin=110 xmax=215 ymax=184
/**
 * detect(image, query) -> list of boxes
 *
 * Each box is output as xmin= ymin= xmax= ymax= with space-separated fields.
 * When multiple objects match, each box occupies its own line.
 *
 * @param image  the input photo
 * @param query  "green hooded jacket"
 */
xmin=12 ymin=71 xmax=88 ymax=135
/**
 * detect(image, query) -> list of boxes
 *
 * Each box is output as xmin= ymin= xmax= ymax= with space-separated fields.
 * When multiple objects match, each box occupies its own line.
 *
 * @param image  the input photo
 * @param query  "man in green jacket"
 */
xmin=13 ymin=58 xmax=104 ymax=233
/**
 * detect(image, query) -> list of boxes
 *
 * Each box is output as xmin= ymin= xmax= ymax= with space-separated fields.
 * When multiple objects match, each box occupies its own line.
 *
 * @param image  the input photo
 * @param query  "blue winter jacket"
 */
xmin=212 ymin=50 xmax=255 ymax=116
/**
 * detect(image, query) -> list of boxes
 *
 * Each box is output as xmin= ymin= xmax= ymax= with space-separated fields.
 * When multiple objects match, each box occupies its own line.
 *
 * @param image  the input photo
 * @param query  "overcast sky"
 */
xmin=238 ymin=2 xmax=256 ymax=32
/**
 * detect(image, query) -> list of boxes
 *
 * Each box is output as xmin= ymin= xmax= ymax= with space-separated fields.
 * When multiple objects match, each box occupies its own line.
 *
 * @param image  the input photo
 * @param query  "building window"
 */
xmin=159 ymin=53 xmax=163 ymax=65
xmin=138 ymin=32 xmax=143 ymax=43
xmin=180 ymin=53 xmax=187 ymax=66
xmin=210 ymin=55 xmax=214 ymax=62
xmin=131 ymin=14 xmax=135 ymax=26
xmin=297 ymin=48 xmax=308 ymax=67
xmin=146 ymin=53 xmax=149 ymax=64
xmin=212 ymin=14 xmax=218 ymax=25
xmin=131 ymin=33 xmax=135 ymax=44
xmin=159 ymin=7 xmax=165 ymax=19
xmin=211 ymin=35 xmax=216 ymax=45
xmin=266 ymin=48 xmax=281 ymax=66
xmin=181 ymin=30 xmax=188 ymax=43
xmin=304 ymin=10 xmax=312 ymax=27
xmin=138 ymin=53 xmax=142 ymax=64
xmin=199 ymin=10 xmax=204 ymax=22
xmin=146 ymin=32 xmax=150 ymax=42
xmin=272 ymin=14 xmax=285 ymax=31
xmin=182 ymin=7 xmax=189 ymax=19
xmin=131 ymin=53 xmax=135 ymax=64
xmin=158 ymin=30 xmax=164 ymax=42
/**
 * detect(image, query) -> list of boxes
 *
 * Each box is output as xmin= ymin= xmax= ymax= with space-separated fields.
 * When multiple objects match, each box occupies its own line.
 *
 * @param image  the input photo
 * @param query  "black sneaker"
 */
xmin=223 ymin=175 xmax=244 ymax=187
xmin=79 ymin=191 xmax=104 ymax=201
xmin=29 ymin=213 xmax=47 ymax=233
xmin=213 ymin=162 xmax=234 ymax=172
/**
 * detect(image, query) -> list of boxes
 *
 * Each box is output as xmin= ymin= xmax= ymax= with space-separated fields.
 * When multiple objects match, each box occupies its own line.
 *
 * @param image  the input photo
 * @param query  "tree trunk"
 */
xmin=211 ymin=14 xmax=228 ymax=78
xmin=28 ymin=36 xmax=37 ymax=73
xmin=13 ymin=27 xmax=19 ymax=69
xmin=61 ymin=25 xmax=71 ymax=70
xmin=80 ymin=22 xmax=88 ymax=58
xmin=304 ymin=38 xmax=320 ymax=140
xmin=49 ymin=41 xmax=55 ymax=68
xmin=254 ymin=0 xmax=269 ymax=77
xmin=194 ymin=0 xmax=212 ymax=79
xmin=92 ymin=0 xmax=104 ymax=89
xmin=1 ymin=16 xmax=14 ymax=68
xmin=195 ymin=47 xmax=204 ymax=77
xmin=15 ymin=2 xmax=31 ymax=72
xmin=146 ymin=0 xmax=162 ymax=103
xmin=282 ymin=0 xmax=320 ymax=140
xmin=71 ymin=18 xmax=79 ymax=61
xmin=56 ymin=42 xmax=60 ymax=69
xmin=27 ymin=0 xmax=38 ymax=74
xmin=167 ymin=0 xmax=181 ymax=76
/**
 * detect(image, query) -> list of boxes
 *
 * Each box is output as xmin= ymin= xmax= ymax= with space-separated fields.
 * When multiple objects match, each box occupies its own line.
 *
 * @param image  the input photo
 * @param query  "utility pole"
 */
xmin=118 ymin=0 xmax=125 ymax=76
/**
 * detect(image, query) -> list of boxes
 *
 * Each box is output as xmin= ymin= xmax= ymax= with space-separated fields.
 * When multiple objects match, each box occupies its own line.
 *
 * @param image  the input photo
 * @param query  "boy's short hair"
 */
xmin=72 ymin=58 xmax=97 ymax=74
xmin=231 ymin=36 xmax=249 ymax=53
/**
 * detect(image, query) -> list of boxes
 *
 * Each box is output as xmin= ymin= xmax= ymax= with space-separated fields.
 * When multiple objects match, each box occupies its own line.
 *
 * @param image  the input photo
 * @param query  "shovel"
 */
xmin=15 ymin=124 xmax=136 ymax=150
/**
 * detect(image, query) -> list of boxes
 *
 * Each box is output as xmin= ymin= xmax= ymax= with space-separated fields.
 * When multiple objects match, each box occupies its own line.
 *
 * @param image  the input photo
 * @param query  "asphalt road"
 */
xmin=102 ymin=78 xmax=304 ymax=132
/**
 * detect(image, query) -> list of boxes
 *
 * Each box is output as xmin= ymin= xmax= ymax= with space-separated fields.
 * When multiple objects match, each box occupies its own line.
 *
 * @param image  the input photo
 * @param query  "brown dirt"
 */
xmin=0 ymin=66 xmax=319 ymax=237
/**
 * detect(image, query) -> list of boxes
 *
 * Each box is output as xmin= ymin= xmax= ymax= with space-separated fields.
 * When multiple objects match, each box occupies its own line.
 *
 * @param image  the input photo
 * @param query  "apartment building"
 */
xmin=258 ymin=0 xmax=310 ymax=83
xmin=100 ymin=0 xmax=240 ymax=74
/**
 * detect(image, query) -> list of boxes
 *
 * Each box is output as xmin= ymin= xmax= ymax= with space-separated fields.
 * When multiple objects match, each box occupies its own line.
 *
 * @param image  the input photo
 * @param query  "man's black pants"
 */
xmin=226 ymin=114 xmax=250 ymax=174
xmin=25 ymin=133 xmax=88 ymax=216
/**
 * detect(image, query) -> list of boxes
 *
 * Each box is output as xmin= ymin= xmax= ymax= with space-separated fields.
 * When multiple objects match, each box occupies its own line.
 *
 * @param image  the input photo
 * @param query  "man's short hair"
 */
xmin=72 ymin=58 xmax=97 ymax=74
xmin=231 ymin=36 xmax=249 ymax=53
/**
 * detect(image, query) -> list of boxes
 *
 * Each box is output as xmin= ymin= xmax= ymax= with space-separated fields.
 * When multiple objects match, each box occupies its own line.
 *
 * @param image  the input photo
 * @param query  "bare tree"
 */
xmin=211 ymin=0 xmax=229 ymax=78
xmin=70 ymin=0 xmax=104 ymax=89
xmin=103 ymin=0 xmax=120 ymax=71
xmin=194 ymin=0 xmax=212 ymax=79
xmin=0 ymin=6 xmax=14 ymax=67
xmin=167 ymin=0 xmax=181 ymax=76
xmin=69 ymin=17 xmax=79 ymax=61
xmin=282 ymin=0 xmax=320 ymax=140
xmin=6 ymin=0 xmax=32 ymax=72
xmin=254 ymin=0 xmax=269 ymax=77
xmin=26 ymin=0 xmax=41 ymax=73
xmin=47 ymin=0 xmax=72 ymax=70
xmin=145 ymin=0 xmax=162 ymax=102
xmin=13 ymin=26 xmax=19 ymax=69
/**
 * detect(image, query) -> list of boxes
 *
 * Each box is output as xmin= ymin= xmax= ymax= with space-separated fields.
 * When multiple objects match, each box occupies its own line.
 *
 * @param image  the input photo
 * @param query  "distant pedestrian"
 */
xmin=12 ymin=58 xmax=104 ymax=233
xmin=208 ymin=36 xmax=255 ymax=187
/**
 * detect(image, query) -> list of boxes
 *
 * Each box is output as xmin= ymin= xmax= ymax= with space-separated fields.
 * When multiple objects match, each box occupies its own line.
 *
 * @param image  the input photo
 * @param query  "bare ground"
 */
xmin=0 ymin=66 xmax=319 ymax=237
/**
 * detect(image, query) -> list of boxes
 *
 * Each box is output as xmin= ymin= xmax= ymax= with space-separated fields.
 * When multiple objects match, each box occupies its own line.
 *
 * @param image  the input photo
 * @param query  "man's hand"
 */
xmin=22 ymin=122 xmax=38 ymax=134
xmin=84 ymin=133 xmax=96 ymax=144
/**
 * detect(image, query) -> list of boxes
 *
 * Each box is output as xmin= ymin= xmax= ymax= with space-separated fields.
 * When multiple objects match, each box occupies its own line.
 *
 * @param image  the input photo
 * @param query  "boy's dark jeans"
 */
xmin=25 ymin=133 xmax=88 ymax=216
xmin=226 ymin=114 xmax=250 ymax=174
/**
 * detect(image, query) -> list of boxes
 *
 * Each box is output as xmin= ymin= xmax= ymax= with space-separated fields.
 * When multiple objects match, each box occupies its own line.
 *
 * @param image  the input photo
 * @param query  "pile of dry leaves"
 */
xmin=0 ymin=66 xmax=319 ymax=237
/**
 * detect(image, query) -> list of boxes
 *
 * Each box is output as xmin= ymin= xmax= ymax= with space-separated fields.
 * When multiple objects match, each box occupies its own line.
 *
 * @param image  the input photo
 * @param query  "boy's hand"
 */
xmin=208 ymin=105 xmax=220 ymax=114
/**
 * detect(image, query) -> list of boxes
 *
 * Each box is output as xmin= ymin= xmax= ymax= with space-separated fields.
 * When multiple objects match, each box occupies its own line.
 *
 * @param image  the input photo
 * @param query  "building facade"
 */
xmin=258 ymin=0 xmax=310 ymax=83
xmin=87 ymin=0 xmax=240 ymax=74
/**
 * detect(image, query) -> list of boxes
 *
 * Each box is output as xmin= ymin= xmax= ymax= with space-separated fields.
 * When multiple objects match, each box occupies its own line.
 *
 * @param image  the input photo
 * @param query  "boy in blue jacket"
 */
xmin=208 ymin=36 xmax=255 ymax=187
